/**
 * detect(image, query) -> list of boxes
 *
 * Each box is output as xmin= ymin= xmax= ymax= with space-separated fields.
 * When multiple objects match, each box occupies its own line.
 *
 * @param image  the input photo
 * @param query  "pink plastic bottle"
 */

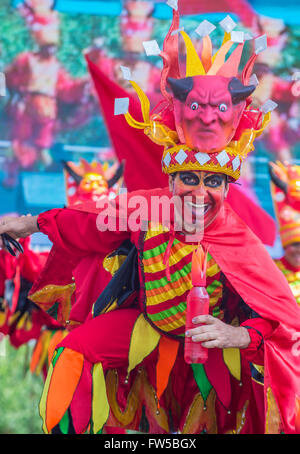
xmin=184 ymin=286 xmax=209 ymax=364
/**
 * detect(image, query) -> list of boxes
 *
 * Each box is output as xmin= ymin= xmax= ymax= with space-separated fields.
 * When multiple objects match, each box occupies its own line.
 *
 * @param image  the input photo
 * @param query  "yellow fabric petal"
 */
xmin=211 ymin=32 xmax=231 ymax=63
xmin=92 ymin=362 xmax=110 ymax=433
xmin=39 ymin=362 xmax=54 ymax=434
xmin=180 ymin=31 xmax=205 ymax=76
xmin=124 ymin=111 xmax=148 ymax=130
xmin=35 ymin=330 xmax=53 ymax=376
xmin=127 ymin=314 xmax=161 ymax=376
xmin=130 ymin=81 xmax=150 ymax=123
xmin=222 ymin=32 xmax=232 ymax=45
xmin=223 ymin=348 xmax=241 ymax=381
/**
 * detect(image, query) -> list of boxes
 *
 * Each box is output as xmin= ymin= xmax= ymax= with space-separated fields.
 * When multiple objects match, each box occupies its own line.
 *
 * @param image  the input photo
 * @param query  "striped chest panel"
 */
xmin=275 ymin=259 xmax=300 ymax=305
xmin=140 ymin=224 xmax=224 ymax=338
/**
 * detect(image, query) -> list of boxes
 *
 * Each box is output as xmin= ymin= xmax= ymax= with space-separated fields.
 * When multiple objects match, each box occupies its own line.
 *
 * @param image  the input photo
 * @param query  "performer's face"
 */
xmin=169 ymin=170 xmax=228 ymax=232
xmin=284 ymin=242 xmax=300 ymax=269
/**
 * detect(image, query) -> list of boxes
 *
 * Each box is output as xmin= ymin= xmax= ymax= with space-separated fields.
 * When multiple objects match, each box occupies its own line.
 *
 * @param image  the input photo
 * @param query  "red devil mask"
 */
xmin=168 ymin=75 xmax=255 ymax=153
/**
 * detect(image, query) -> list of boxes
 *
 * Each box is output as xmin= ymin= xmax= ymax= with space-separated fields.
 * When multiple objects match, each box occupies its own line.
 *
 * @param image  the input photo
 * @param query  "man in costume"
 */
xmin=0 ymin=158 xmax=123 ymax=380
xmin=0 ymin=7 xmax=300 ymax=435
xmin=269 ymin=161 xmax=300 ymax=306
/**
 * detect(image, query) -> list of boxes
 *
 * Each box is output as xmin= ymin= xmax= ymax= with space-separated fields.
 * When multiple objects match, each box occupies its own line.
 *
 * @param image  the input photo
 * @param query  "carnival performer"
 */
xmin=0 ymin=7 xmax=300 ymax=435
xmin=0 ymin=234 xmax=62 ymax=380
xmin=5 ymin=0 xmax=90 ymax=170
xmin=252 ymin=17 xmax=300 ymax=162
xmin=85 ymin=0 xmax=162 ymax=107
xmin=269 ymin=161 xmax=300 ymax=306
xmin=0 ymin=158 xmax=124 ymax=380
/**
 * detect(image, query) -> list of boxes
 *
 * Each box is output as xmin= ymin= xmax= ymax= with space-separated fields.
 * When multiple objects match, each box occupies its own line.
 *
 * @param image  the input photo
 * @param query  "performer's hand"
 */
xmin=0 ymin=215 xmax=39 ymax=248
xmin=185 ymin=314 xmax=251 ymax=349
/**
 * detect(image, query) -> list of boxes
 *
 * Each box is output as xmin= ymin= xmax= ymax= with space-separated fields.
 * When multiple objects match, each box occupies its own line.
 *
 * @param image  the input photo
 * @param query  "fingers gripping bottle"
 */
xmin=184 ymin=245 xmax=209 ymax=364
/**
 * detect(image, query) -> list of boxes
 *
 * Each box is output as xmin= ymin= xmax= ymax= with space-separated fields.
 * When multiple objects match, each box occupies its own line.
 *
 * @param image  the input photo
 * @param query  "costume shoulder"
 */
xmin=68 ymin=187 xmax=171 ymax=215
xmin=204 ymin=202 xmax=300 ymax=331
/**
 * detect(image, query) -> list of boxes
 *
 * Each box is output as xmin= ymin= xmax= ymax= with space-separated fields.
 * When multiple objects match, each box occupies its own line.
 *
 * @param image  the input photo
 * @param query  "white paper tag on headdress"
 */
xmin=195 ymin=20 xmax=216 ymax=37
xmin=120 ymin=66 xmax=132 ymax=81
xmin=163 ymin=152 xmax=172 ymax=167
xmin=143 ymin=40 xmax=161 ymax=56
xmin=260 ymin=99 xmax=278 ymax=114
xmin=231 ymin=31 xmax=244 ymax=43
xmin=93 ymin=37 xmax=104 ymax=48
xmin=219 ymin=15 xmax=237 ymax=33
xmin=166 ymin=0 xmax=178 ymax=10
xmin=249 ymin=74 xmax=259 ymax=87
xmin=114 ymin=98 xmax=129 ymax=115
xmin=0 ymin=73 xmax=6 ymax=97
xmin=244 ymin=32 xmax=254 ymax=41
xmin=255 ymin=34 xmax=268 ymax=54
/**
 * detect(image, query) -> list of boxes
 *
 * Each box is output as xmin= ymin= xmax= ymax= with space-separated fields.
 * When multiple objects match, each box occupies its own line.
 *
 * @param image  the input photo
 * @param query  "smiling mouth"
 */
xmin=186 ymin=201 xmax=210 ymax=214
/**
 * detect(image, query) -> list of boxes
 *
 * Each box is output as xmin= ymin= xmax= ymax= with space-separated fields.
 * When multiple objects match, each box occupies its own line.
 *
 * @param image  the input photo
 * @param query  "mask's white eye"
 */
xmin=219 ymin=103 xmax=228 ymax=113
xmin=190 ymin=101 xmax=199 ymax=111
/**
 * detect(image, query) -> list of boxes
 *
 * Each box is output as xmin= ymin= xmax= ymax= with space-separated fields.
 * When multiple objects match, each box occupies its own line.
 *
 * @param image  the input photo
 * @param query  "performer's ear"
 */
xmin=169 ymin=172 xmax=177 ymax=193
xmin=224 ymin=176 xmax=230 ymax=198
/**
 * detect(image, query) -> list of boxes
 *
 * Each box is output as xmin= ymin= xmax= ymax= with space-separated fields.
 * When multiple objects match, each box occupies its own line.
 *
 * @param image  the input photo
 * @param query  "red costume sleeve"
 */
xmin=5 ymin=52 xmax=31 ymax=92
xmin=240 ymin=318 xmax=278 ymax=365
xmin=38 ymin=207 xmax=129 ymax=257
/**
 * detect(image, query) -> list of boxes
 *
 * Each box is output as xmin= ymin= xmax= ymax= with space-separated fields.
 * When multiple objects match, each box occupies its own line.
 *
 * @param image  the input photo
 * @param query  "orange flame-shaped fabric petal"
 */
xmin=156 ymin=336 xmax=180 ymax=406
xmin=201 ymin=35 xmax=212 ymax=73
xmin=217 ymin=43 xmax=244 ymax=78
xmin=207 ymin=40 xmax=233 ymax=76
xmin=45 ymin=348 xmax=84 ymax=432
xmin=191 ymin=244 xmax=208 ymax=287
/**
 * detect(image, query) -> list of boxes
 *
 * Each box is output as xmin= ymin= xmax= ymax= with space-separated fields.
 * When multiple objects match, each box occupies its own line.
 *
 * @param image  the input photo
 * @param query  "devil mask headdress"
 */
xmin=120 ymin=7 xmax=274 ymax=181
xmin=63 ymin=159 xmax=124 ymax=205
xmin=269 ymin=161 xmax=300 ymax=247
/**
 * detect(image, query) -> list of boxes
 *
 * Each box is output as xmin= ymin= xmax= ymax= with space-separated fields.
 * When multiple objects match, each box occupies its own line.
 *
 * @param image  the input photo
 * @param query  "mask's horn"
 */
xmin=228 ymin=77 xmax=256 ymax=104
xmin=268 ymin=162 xmax=288 ymax=193
xmin=107 ymin=161 xmax=125 ymax=188
xmin=62 ymin=160 xmax=83 ymax=185
xmin=167 ymin=77 xmax=193 ymax=102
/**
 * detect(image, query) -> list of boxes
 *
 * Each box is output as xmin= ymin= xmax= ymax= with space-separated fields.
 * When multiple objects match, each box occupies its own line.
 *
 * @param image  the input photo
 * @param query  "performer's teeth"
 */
xmin=186 ymin=202 xmax=209 ymax=212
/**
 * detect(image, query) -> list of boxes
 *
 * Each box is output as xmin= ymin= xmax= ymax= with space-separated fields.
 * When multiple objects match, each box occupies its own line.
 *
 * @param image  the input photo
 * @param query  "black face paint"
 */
xmin=179 ymin=172 xmax=201 ymax=186
xmin=179 ymin=172 xmax=226 ymax=188
xmin=203 ymin=174 xmax=226 ymax=188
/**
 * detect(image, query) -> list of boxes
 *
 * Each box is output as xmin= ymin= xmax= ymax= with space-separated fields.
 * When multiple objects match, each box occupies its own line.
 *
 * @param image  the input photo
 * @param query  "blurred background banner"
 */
xmin=0 ymin=0 xmax=299 ymax=240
